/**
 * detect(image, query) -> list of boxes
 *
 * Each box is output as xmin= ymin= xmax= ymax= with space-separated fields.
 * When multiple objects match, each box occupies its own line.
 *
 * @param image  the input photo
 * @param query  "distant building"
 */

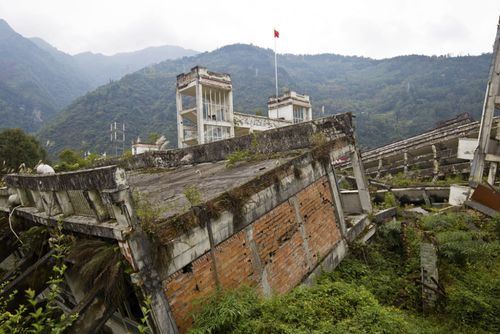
xmin=268 ymin=91 xmax=312 ymax=124
xmin=132 ymin=142 xmax=160 ymax=155
xmin=176 ymin=66 xmax=311 ymax=148
xmin=131 ymin=136 xmax=168 ymax=155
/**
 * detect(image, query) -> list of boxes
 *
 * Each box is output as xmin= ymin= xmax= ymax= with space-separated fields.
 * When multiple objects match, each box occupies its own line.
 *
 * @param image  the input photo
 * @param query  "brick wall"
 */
xmin=163 ymin=175 xmax=342 ymax=333
xmin=297 ymin=177 xmax=341 ymax=266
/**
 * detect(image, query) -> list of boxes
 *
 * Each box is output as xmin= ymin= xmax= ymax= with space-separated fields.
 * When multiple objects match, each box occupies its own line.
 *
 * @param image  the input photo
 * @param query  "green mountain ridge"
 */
xmin=0 ymin=18 xmax=198 ymax=132
xmin=0 ymin=19 xmax=90 ymax=132
xmin=37 ymin=43 xmax=491 ymax=156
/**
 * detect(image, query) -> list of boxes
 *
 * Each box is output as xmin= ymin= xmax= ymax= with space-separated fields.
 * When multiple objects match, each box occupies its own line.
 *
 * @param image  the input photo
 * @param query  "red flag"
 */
xmin=274 ymin=29 xmax=279 ymax=38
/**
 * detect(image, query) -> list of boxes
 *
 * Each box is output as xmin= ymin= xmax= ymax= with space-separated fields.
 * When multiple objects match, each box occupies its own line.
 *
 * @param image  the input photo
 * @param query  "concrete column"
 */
xmin=245 ymin=225 xmax=271 ymax=296
xmin=16 ymin=188 xmax=31 ymax=207
xmin=350 ymin=148 xmax=372 ymax=213
xmin=289 ymin=196 xmax=313 ymax=269
xmin=228 ymin=89 xmax=235 ymax=138
xmin=85 ymin=190 xmax=108 ymax=222
xmin=103 ymin=189 xmax=132 ymax=228
xmin=103 ymin=186 xmax=179 ymax=333
xmin=376 ymin=155 xmax=382 ymax=179
xmin=487 ymin=162 xmax=497 ymax=186
xmin=487 ymin=134 xmax=500 ymax=186
xmin=55 ymin=191 xmax=74 ymax=216
xmin=325 ymin=165 xmax=347 ymax=237
xmin=421 ymin=242 xmax=439 ymax=312
xmin=176 ymin=89 xmax=184 ymax=148
xmin=404 ymin=152 xmax=409 ymax=175
xmin=196 ymin=81 xmax=205 ymax=145
xmin=39 ymin=191 xmax=61 ymax=216
xmin=432 ymin=145 xmax=439 ymax=181
xmin=30 ymin=190 xmax=44 ymax=212
xmin=307 ymin=107 xmax=312 ymax=121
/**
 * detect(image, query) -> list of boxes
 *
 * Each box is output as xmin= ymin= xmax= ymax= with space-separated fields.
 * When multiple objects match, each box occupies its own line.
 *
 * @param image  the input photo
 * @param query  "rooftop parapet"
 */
xmin=176 ymin=66 xmax=232 ymax=91
xmin=268 ymin=91 xmax=312 ymax=109
xmin=233 ymin=111 xmax=291 ymax=131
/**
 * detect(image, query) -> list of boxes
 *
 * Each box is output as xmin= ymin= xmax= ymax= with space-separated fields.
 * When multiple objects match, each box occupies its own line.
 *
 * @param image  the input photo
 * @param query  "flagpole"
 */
xmin=274 ymin=32 xmax=278 ymax=98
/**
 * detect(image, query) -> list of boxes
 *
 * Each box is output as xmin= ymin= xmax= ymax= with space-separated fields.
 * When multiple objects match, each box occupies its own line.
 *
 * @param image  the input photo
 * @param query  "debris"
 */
xmin=448 ymin=185 xmax=470 ymax=206
xmin=465 ymin=183 xmax=500 ymax=217
xmin=405 ymin=207 xmax=429 ymax=215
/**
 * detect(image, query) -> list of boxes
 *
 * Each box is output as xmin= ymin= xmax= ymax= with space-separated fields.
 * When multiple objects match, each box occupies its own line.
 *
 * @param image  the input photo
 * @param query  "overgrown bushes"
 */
xmin=190 ymin=282 xmax=429 ymax=334
xmin=190 ymin=211 xmax=500 ymax=333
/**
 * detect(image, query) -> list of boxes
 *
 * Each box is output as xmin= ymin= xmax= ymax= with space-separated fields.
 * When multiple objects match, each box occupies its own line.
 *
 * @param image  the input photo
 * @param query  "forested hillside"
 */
xmin=38 ymin=43 xmax=491 ymax=155
xmin=0 ymin=19 xmax=89 ymax=132
xmin=0 ymin=18 xmax=197 ymax=132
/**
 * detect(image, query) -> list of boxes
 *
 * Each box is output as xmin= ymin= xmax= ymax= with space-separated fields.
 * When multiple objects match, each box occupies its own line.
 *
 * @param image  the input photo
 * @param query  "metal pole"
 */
xmin=274 ymin=35 xmax=278 ymax=98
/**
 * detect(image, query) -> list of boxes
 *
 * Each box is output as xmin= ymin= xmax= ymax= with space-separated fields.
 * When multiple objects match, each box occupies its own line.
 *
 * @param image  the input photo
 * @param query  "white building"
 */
xmin=268 ymin=91 xmax=313 ymax=124
xmin=176 ymin=66 xmax=312 ymax=148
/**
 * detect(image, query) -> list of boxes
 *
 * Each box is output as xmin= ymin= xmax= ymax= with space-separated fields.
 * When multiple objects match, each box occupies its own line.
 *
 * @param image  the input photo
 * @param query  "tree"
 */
xmin=0 ymin=128 xmax=46 ymax=174
xmin=58 ymin=149 xmax=82 ymax=165
xmin=147 ymin=132 xmax=160 ymax=144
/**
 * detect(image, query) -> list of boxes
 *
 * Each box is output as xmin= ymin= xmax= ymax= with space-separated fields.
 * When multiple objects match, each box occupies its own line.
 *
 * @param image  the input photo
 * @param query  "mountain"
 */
xmin=37 ymin=43 xmax=491 ymax=155
xmin=0 ymin=19 xmax=90 ymax=132
xmin=29 ymin=38 xmax=198 ymax=88
xmin=0 ymin=18 xmax=198 ymax=132
xmin=72 ymin=45 xmax=198 ymax=88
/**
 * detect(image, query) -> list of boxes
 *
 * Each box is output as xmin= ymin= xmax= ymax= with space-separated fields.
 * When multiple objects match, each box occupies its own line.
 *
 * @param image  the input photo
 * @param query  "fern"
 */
xmin=67 ymin=239 xmax=127 ymax=306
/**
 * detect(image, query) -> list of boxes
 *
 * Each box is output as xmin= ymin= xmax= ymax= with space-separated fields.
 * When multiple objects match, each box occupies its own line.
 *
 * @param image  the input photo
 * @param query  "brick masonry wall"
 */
xmin=297 ymin=177 xmax=341 ymax=267
xmin=163 ymin=175 xmax=342 ymax=333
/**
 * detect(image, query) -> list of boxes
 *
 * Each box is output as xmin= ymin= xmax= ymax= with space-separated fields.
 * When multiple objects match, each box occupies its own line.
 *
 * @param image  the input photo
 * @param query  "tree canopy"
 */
xmin=0 ymin=128 xmax=46 ymax=174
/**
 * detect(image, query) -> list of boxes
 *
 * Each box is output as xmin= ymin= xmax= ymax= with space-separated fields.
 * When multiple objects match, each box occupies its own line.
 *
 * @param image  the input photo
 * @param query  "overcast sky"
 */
xmin=0 ymin=0 xmax=499 ymax=59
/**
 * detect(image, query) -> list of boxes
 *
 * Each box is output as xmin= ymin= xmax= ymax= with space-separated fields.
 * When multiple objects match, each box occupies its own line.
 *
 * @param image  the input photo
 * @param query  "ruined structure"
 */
xmin=1 ymin=113 xmax=381 ymax=333
xmin=469 ymin=18 xmax=500 ymax=186
xmin=357 ymin=113 xmax=500 ymax=179
xmin=176 ymin=66 xmax=310 ymax=148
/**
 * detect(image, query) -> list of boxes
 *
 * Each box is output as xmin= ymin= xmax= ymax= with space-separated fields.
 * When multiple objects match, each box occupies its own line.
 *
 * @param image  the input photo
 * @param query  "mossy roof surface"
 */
xmin=127 ymin=156 xmax=295 ymax=219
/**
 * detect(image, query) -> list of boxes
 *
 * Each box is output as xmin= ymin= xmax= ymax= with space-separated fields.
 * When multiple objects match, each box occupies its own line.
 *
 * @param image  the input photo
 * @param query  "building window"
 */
xmin=203 ymin=89 xmax=229 ymax=122
xmin=293 ymin=106 xmax=305 ymax=123
xmin=205 ymin=125 xmax=230 ymax=143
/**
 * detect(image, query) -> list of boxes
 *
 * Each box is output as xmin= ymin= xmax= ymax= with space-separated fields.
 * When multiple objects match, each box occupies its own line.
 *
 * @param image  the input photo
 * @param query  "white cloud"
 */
xmin=0 ymin=0 xmax=498 ymax=58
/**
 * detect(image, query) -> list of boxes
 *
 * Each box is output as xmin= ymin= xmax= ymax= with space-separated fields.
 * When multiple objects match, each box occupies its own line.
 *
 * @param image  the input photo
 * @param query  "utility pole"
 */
xmin=110 ymin=122 xmax=125 ymax=157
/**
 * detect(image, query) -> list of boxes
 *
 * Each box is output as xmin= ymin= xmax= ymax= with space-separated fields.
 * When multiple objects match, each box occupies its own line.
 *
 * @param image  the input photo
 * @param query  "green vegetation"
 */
xmin=183 ymin=185 xmax=202 ymax=206
xmin=0 ymin=223 xmax=78 ymax=333
xmin=53 ymin=148 xmax=99 ymax=172
xmin=67 ymin=239 xmax=128 ymax=305
xmin=0 ymin=20 xmax=90 ymax=133
xmin=137 ymin=295 xmax=153 ymax=334
xmin=226 ymin=150 xmax=253 ymax=167
xmin=310 ymin=132 xmax=327 ymax=147
xmin=0 ymin=128 xmax=47 ymax=176
xmin=38 ymin=44 xmax=491 ymax=156
xmin=190 ymin=211 xmax=500 ymax=333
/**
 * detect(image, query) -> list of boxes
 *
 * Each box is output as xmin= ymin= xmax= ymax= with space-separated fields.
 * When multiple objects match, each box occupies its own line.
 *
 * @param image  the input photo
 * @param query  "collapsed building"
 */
xmin=2 ymin=17 xmax=500 ymax=334
xmin=0 ymin=113 xmax=388 ymax=333
xmin=343 ymin=18 xmax=500 ymax=216
xmin=352 ymin=113 xmax=500 ymax=185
